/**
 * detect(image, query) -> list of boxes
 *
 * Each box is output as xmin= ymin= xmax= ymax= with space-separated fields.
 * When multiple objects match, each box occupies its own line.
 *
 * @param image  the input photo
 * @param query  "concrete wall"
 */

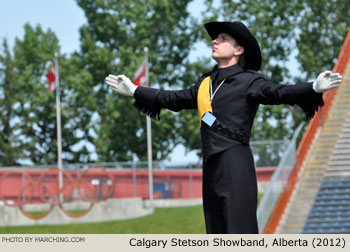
xmin=144 ymin=198 xmax=202 ymax=208
xmin=0 ymin=198 xmax=153 ymax=227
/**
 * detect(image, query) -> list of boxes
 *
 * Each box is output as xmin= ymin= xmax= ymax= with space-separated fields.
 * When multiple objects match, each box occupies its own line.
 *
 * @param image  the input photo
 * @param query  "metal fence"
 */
xmin=0 ymin=165 xmax=203 ymax=201
xmin=256 ymin=122 xmax=305 ymax=233
xmin=0 ymin=141 xmax=286 ymax=221
xmin=0 ymin=165 xmax=203 ymax=219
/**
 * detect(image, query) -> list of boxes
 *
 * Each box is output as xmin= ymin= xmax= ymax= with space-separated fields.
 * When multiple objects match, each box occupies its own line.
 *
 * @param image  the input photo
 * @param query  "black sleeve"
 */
xmin=133 ymin=78 xmax=202 ymax=119
xmin=133 ymin=87 xmax=162 ymax=119
xmin=246 ymin=73 xmax=324 ymax=119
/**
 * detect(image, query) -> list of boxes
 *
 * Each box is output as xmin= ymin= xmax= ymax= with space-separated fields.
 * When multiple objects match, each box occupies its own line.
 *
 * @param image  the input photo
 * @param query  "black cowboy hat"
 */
xmin=204 ymin=21 xmax=262 ymax=71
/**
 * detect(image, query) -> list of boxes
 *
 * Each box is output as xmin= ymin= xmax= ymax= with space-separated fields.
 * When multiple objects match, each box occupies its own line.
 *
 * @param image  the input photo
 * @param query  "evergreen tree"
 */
xmin=0 ymin=40 xmax=22 ymax=165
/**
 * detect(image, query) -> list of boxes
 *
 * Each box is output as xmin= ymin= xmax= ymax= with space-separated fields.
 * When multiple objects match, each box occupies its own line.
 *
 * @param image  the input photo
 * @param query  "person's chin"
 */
xmin=212 ymin=53 xmax=220 ymax=61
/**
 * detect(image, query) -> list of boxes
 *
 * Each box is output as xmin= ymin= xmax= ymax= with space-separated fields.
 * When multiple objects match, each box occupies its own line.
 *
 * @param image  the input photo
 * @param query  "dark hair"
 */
xmin=232 ymin=38 xmax=246 ymax=69
xmin=238 ymin=53 xmax=246 ymax=69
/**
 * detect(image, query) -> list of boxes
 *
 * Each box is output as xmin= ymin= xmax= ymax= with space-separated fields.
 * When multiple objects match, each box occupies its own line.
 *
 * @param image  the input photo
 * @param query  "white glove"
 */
xmin=313 ymin=70 xmax=342 ymax=93
xmin=105 ymin=74 xmax=138 ymax=96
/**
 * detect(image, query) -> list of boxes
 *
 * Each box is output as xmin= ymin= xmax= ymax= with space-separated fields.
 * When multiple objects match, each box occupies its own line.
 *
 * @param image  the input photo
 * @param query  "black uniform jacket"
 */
xmin=133 ymin=64 xmax=323 ymax=159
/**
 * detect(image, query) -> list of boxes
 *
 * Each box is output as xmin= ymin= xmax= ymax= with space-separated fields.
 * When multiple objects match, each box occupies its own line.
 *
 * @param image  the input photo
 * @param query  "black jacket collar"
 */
xmin=211 ymin=64 xmax=244 ymax=83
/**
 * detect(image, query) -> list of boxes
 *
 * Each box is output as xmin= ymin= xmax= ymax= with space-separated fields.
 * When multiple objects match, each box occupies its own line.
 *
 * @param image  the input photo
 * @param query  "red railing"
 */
xmin=0 ymin=167 xmax=275 ymax=202
xmin=263 ymin=27 xmax=350 ymax=233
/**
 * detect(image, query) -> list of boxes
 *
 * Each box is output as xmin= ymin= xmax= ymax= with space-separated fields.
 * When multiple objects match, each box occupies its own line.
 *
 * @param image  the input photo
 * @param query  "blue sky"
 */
xmin=0 ymin=0 xmax=211 ymax=58
xmin=0 ymin=0 xmax=86 ymax=54
xmin=0 ymin=0 xmax=211 ymax=164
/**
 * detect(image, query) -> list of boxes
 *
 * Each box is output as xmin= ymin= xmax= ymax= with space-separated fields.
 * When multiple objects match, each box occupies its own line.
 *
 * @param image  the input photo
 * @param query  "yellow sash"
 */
xmin=197 ymin=76 xmax=212 ymax=126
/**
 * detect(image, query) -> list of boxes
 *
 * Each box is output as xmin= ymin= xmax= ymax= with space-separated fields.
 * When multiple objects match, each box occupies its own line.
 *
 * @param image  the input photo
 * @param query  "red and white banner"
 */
xmin=46 ymin=64 xmax=56 ymax=92
xmin=132 ymin=58 xmax=148 ymax=87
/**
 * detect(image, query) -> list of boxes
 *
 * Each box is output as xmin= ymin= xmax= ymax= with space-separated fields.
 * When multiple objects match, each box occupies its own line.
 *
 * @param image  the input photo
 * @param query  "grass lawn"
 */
xmin=0 ymin=205 xmax=206 ymax=234
xmin=0 ymin=195 xmax=263 ymax=234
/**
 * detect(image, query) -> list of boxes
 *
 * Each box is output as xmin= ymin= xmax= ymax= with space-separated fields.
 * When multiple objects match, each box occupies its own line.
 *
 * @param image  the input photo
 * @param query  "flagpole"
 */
xmin=144 ymin=47 xmax=153 ymax=208
xmin=55 ymin=52 xmax=63 ymax=202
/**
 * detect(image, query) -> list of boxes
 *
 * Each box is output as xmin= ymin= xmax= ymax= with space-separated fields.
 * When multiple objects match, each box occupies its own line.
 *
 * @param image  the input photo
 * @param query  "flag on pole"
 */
xmin=46 ymin=64 xmax=56 ymax=92
xmin=134 ymin=48 xmax=153 ymax=207
xmin=46 ymin=53 xmax=63 ymax=202
xmin=132 ymin=57 xmax=148 ymax=87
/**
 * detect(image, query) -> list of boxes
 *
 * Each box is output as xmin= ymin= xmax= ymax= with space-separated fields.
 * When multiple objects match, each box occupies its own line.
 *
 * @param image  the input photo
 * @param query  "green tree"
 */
xmin=76 ymin=0 xmax=200 ymax=161
xmin=0 ymin=40 xmax=22 ymax=165
xmin=10 ymin=24 xmax=63 ymax=165
xmin=1 ymin=24 xmax=97 ymax=165
xmin=294 ymin=0 xmax=349 ymax=79
xmin=58 ymin=53 xmax=97 ymax=163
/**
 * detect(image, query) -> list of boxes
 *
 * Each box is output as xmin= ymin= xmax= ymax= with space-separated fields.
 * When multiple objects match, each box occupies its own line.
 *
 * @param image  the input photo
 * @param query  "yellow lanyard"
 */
xmin=197 ymin=77 xmax=225 ymax=126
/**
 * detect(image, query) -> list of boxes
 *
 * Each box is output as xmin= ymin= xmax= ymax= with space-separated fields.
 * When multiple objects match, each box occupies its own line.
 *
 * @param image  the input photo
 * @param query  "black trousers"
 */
xmin=202 ymin=144 xmax=259 ymax=234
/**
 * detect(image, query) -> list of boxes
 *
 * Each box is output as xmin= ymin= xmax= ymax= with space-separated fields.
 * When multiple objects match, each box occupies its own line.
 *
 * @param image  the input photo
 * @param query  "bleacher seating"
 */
xmin=278 ymin=55 xmax=350 ymax=233
xmin=302 ymin=116 xmax=350 ymax=234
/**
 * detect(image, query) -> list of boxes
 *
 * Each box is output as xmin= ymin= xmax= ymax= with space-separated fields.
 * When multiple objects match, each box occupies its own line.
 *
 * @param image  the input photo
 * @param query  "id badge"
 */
xmin=201 ymin=112 xmax=216 ymax=127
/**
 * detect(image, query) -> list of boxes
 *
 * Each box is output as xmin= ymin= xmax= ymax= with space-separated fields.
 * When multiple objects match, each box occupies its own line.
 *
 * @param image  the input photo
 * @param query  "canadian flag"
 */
xmin=46 ymin=64 xmax=56 ymax=92
xmin=132 ymin=58 xmax=148 ymax=87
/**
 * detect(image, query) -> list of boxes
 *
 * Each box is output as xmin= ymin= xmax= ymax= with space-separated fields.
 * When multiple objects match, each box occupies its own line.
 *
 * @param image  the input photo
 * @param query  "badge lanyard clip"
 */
xmin=210 ymin=78 xmax=225 ymax=103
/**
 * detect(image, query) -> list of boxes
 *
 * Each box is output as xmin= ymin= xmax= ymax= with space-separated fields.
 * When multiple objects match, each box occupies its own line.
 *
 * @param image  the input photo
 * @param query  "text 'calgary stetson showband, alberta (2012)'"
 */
xmin=129 ymin=237 xmax=346 ymax=249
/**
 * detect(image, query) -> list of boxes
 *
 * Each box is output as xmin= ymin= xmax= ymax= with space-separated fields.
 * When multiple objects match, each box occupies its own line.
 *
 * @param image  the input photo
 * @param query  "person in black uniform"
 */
xmin=105 ymin=21 xmax=342 ymax=233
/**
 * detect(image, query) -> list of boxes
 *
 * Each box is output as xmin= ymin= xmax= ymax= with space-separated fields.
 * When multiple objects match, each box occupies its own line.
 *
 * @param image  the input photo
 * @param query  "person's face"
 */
xmin=212 ymin=33 xmax=244 ymax=62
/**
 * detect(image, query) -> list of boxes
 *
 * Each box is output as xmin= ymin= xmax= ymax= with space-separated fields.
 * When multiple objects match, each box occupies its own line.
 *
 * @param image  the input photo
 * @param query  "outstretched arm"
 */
xmin=105 ymin=74 xmax=199 ymax=119
xmin=246 ymin=70 xmax=342 ymax=119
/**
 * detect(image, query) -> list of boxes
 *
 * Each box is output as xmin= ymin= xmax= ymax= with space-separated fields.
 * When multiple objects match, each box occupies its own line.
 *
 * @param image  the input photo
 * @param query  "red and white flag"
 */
xmin=132 ymin=58 xmax=148 ymax=87
xmin=46 ymin=64 xmax=56 ymax=92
